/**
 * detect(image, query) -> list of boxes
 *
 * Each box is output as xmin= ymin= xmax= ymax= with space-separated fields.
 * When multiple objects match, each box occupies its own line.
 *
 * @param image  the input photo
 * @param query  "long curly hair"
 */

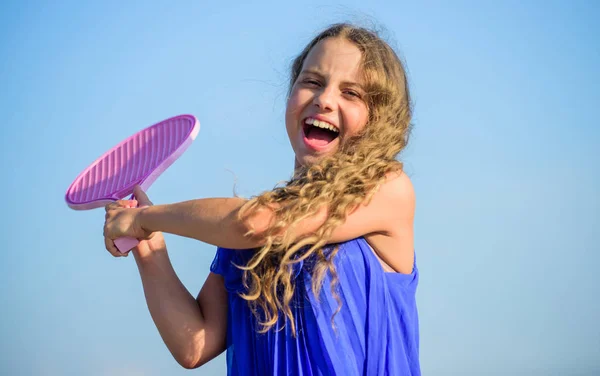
xmin=236 ymin=23 xmax=413 ymax=335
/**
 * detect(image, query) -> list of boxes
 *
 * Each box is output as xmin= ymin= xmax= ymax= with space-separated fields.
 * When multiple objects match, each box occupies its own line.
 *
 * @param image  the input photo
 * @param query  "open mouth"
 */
xmin=302 ymin=118 xmax=339 ymax=149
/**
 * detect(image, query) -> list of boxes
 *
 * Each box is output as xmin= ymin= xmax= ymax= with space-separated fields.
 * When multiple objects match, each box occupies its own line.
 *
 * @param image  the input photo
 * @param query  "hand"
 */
xmin=104 ymin=186 xmax=166 ymax=258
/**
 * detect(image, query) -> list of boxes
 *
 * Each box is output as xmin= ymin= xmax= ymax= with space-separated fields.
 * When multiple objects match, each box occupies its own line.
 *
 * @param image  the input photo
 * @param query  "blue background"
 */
xmin=1 ymin=1 xmax=598 ymax=375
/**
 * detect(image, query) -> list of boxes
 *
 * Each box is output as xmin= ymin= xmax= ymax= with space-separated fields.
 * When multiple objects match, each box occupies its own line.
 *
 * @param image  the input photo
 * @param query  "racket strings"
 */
xmin=68 ymin=116 xmax=196 ymax=204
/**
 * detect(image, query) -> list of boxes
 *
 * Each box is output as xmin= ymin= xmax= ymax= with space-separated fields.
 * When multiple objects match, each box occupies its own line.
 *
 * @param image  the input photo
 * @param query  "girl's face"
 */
xmin=286 ymin=37 xmax=369 ymax=168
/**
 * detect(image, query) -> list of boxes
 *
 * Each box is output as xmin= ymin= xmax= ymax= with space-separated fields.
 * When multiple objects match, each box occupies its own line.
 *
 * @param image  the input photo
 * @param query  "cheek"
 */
xmin=286 ymin=90 xmax=300 ymax=116
xmin=286 ymin=89 xmax=311 ymax=122
xmin=346 ymin=104 xmax=369 ymax=135
xmin=285 ymin=97 xmax=297 ymax=130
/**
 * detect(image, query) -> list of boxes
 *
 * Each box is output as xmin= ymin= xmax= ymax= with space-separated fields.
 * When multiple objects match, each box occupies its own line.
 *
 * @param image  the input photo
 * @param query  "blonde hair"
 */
xmin=236 ymin=23 xmax=413 ymax=335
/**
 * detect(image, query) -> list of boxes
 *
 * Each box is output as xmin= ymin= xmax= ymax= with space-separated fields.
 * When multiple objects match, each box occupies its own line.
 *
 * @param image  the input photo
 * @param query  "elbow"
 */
xmin=179 ymin=361 xmax=200 ymax=370
xmin=176 ymin=353 xmax=204 ymax=370
xmin=178 ymin=360 xmax=198 ymax=370
xmin=177 ymin=351 xmax=217 ymax=370
xmin=173 ymin=339 xmax=219 ymax=370
xmin=170 ymin=341 xmax=205 ymax=370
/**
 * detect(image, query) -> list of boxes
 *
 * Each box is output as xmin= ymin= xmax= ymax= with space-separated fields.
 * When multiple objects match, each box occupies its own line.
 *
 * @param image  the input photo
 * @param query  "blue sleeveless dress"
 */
xmin=210 ymin=237 xmax=420 ymax=375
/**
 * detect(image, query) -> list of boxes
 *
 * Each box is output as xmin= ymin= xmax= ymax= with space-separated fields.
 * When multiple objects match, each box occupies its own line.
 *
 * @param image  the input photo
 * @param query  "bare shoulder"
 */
xmin=321 ymin=168 xmax=415 ymax=259
xmin=376 ymin=170 xmax=416 ymax=225
xmin=385 ymin=169 xmax=415 ymax=195
xmin=364 ymin=170 xmax=415 ymax=273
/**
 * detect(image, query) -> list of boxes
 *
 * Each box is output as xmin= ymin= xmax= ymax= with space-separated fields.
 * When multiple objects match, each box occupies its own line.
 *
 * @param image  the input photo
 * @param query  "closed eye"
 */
xmin=304 ymin=79 xmax=321 ymax=87
xmin=343 ymin=89 xmax=361 ymax=98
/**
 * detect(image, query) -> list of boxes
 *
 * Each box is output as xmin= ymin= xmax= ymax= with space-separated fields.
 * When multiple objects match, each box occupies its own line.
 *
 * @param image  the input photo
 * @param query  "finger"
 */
xmin=105 ymin=201 xmax=125 ymax=212
xmin=105 ymin=201 xmax=137 ymax=213
xmin=125 ymin=200 xmax=138 ymax=208
xmin=116 ymin=199 xmax=137 ymax=208
xmin=133 ymin=185 xmax=153 ymax=206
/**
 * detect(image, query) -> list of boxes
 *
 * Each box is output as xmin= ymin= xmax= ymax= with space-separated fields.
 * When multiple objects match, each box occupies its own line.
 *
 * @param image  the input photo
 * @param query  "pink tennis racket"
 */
xmin=65 ymin=114 xmax=200 ymax=253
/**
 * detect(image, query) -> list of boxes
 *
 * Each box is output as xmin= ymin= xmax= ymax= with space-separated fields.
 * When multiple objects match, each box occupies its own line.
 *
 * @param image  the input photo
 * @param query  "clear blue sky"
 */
xmin=1 ymin=1 xmax=598 ymax=375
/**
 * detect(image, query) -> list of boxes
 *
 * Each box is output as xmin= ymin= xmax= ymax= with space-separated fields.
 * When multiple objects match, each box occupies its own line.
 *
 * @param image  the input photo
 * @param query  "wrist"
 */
xmin=132 ymin=243 xmax=168 ymax=265
xmin=136 ymin=205 xmax=153 ymax=233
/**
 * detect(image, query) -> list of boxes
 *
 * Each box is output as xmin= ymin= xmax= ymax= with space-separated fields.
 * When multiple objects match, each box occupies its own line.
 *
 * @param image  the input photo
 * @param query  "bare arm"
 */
xmin=133 ymin=248 xmax=227 ymax=369
xmin=136 ymin=171 xmax=415 ymax=269
xmin=138 ymin=197 xmax=257 ymax=249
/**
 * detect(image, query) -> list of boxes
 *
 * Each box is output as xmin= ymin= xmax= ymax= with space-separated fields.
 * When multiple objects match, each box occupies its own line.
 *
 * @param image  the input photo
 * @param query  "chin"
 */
xmin=291 ymin=134 xmax=339 ymax=169
xmin=296 ymin=153 xmax=326 ymax=169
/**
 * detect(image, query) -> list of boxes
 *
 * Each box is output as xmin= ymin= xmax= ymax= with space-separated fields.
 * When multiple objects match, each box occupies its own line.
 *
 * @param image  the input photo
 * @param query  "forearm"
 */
xmin=133 ymin=249 xmax=207 ymax=367
xmin=138 ymin=197 xmax=267 ymax=249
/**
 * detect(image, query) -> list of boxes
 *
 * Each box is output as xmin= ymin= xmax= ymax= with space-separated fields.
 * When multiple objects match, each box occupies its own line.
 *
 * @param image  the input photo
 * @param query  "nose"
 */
xmin=313 ymin=87 xmax=336 ymax=111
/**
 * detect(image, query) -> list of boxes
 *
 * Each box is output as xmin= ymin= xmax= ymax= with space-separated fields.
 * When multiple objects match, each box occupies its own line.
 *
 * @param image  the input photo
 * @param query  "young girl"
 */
xmin=104 ymin=23 xmax=419 ymax=375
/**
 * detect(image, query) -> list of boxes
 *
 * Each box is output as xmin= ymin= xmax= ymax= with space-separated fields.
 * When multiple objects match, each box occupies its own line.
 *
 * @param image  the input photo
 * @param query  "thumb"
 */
xmin=133 ymin=185 xmax=153 ymax=206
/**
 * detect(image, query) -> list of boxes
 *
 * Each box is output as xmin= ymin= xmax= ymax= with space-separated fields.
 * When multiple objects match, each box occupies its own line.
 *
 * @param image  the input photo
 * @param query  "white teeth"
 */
xmin=304 ymin=118 xmax=339 ymax=133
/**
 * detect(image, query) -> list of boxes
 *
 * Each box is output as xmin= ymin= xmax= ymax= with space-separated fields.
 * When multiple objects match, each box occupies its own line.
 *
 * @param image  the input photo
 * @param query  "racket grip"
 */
xmin=114 ymin=237 xmax=140 ymax=253
xmin=113 ymin=193 xmax=140 ymax=253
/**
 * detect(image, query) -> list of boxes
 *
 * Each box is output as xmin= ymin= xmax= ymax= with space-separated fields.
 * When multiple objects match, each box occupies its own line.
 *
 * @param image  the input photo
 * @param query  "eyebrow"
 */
xmin=300 ymin=69 xmax=365 ymax=91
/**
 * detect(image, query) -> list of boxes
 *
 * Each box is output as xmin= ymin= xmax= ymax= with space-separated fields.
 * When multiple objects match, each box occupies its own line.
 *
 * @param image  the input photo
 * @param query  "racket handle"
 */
xmin=114 ymin=237 xmax=140 ymax=253
xmin=114 ymin=193 xmax=140 ymax=253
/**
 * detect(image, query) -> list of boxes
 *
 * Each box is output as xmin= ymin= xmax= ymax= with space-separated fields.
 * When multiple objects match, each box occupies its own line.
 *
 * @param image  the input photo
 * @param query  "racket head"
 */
xmin=65 ymin=114 xmax=200 ymax=210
